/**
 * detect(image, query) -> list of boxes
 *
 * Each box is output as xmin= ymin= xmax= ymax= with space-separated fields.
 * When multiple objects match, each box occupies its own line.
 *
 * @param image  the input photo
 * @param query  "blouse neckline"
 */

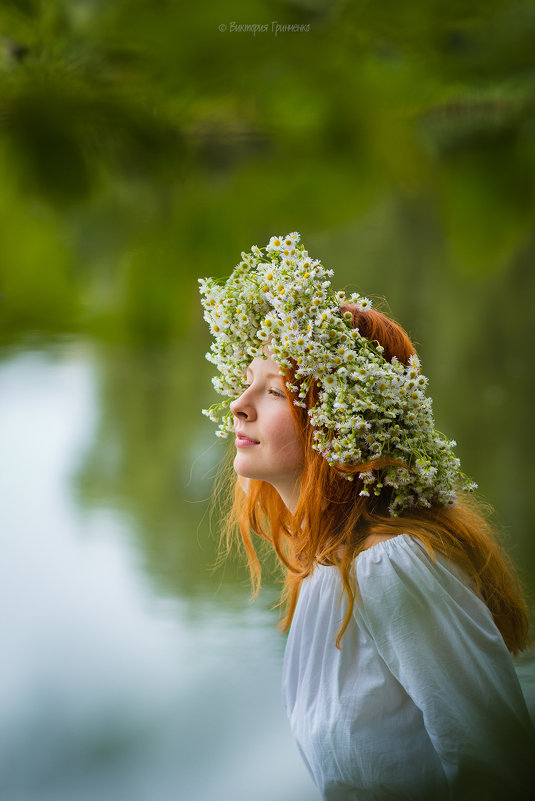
xmin=315 ymin=532 xmax=415 ymax=571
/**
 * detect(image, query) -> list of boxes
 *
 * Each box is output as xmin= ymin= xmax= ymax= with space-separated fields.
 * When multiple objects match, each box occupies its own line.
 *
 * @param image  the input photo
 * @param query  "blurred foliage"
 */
xmin=1 ymin=0 xmax=535 ymax=345
xmin=2 ymin=0 xmax=535 ymax=598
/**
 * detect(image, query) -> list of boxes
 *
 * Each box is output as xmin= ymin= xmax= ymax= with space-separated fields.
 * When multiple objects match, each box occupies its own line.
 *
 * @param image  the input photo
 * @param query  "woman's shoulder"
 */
xmin=360 ymin=532 xmax=400 ymax=552
xmin=356 ymin=531 xmax=422 ymax=564
xmin=355 ymin=532 xmax=478 ymax=607
xmin=356 ymin=531 xmax=441 ymax=575
xmin=356 ymin=532 xmax=448 ymax=588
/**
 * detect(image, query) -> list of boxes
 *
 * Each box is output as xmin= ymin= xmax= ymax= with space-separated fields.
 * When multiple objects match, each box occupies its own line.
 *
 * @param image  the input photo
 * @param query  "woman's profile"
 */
xmin=199 ymin=232 xmax=535 ymax=800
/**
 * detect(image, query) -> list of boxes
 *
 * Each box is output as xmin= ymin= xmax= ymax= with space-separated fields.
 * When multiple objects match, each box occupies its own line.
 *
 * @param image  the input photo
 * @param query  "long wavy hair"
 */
xmin=222 ymin=304 xmax=530 ymax=654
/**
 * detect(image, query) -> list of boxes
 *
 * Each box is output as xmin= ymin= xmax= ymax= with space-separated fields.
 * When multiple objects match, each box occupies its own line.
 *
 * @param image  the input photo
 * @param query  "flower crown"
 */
xmin=199 ymin=232 xmax=476 ymax=514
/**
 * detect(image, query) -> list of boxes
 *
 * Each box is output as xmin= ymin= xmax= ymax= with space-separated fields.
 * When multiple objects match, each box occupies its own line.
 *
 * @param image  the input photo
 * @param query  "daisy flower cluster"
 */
xmin=199 ymin=233 xmax=476 ymax=514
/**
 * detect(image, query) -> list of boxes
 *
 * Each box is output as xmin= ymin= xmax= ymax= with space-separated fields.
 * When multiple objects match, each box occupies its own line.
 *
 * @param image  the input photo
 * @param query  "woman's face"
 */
xmin=230 ymin=346 xmax=304 ymax=511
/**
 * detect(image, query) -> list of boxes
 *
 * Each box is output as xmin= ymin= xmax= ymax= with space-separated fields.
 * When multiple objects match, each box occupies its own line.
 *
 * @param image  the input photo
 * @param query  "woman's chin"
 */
xmin=233 ymin=455 xmax=258 ymax=480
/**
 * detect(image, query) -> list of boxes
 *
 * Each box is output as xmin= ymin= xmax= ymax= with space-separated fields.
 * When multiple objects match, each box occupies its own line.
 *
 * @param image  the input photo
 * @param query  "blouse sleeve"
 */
xmin=355 ymin=535 xmax=535 ymax=800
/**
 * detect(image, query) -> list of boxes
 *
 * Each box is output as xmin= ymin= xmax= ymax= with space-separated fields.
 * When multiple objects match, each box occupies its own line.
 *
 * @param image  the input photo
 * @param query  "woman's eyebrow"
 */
xmin=246 ymin=370 xmax=284 ymax=380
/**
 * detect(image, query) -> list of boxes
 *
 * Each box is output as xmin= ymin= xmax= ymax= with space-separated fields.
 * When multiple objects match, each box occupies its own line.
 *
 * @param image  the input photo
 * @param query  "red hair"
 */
xmin=222 ymin=305 xmax=530 ymax=653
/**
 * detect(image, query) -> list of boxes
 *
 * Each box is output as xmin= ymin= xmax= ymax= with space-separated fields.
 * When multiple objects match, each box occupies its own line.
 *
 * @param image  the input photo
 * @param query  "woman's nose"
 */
xmin=230 ymin=389 xmax=256 ymax=420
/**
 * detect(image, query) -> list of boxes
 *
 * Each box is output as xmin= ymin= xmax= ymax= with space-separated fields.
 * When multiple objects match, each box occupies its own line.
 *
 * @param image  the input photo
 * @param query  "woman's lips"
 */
xmin=235 ymin=433 xmax=260 ymax=448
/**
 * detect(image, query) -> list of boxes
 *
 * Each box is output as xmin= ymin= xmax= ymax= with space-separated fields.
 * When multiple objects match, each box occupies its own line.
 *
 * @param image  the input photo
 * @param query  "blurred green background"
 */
xmin=1 ymin=1 xmax=535 ymax=799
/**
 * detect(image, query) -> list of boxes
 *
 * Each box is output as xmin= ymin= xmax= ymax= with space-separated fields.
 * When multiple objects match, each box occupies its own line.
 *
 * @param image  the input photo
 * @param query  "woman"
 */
xmin=199 ymin=233 xmax=535 ymax=800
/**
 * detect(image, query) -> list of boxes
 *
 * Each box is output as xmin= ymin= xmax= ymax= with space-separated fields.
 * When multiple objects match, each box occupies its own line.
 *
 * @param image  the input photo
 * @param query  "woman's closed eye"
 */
xmin=242 ymin=383 xmax=284 ymax=398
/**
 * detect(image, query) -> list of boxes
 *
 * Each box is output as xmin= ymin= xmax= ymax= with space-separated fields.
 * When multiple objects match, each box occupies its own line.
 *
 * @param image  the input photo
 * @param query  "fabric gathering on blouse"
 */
xmin=282 ymin=534 xmax=535 ymax=801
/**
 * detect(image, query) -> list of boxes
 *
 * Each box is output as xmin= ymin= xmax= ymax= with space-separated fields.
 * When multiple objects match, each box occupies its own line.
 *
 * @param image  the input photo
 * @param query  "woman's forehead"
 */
xmin=246 ymin=350 xmax=283 ymax=378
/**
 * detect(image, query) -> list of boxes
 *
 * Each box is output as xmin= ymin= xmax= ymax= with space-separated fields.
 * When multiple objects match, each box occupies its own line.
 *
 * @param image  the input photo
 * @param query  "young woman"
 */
xmin=199 ymin=233 xmax=535 ymax=800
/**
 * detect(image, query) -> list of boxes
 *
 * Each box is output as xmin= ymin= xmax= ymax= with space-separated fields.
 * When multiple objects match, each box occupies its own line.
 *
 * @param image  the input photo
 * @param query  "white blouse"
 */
xmin=282 ymin=534 xmax=535 ymax=800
